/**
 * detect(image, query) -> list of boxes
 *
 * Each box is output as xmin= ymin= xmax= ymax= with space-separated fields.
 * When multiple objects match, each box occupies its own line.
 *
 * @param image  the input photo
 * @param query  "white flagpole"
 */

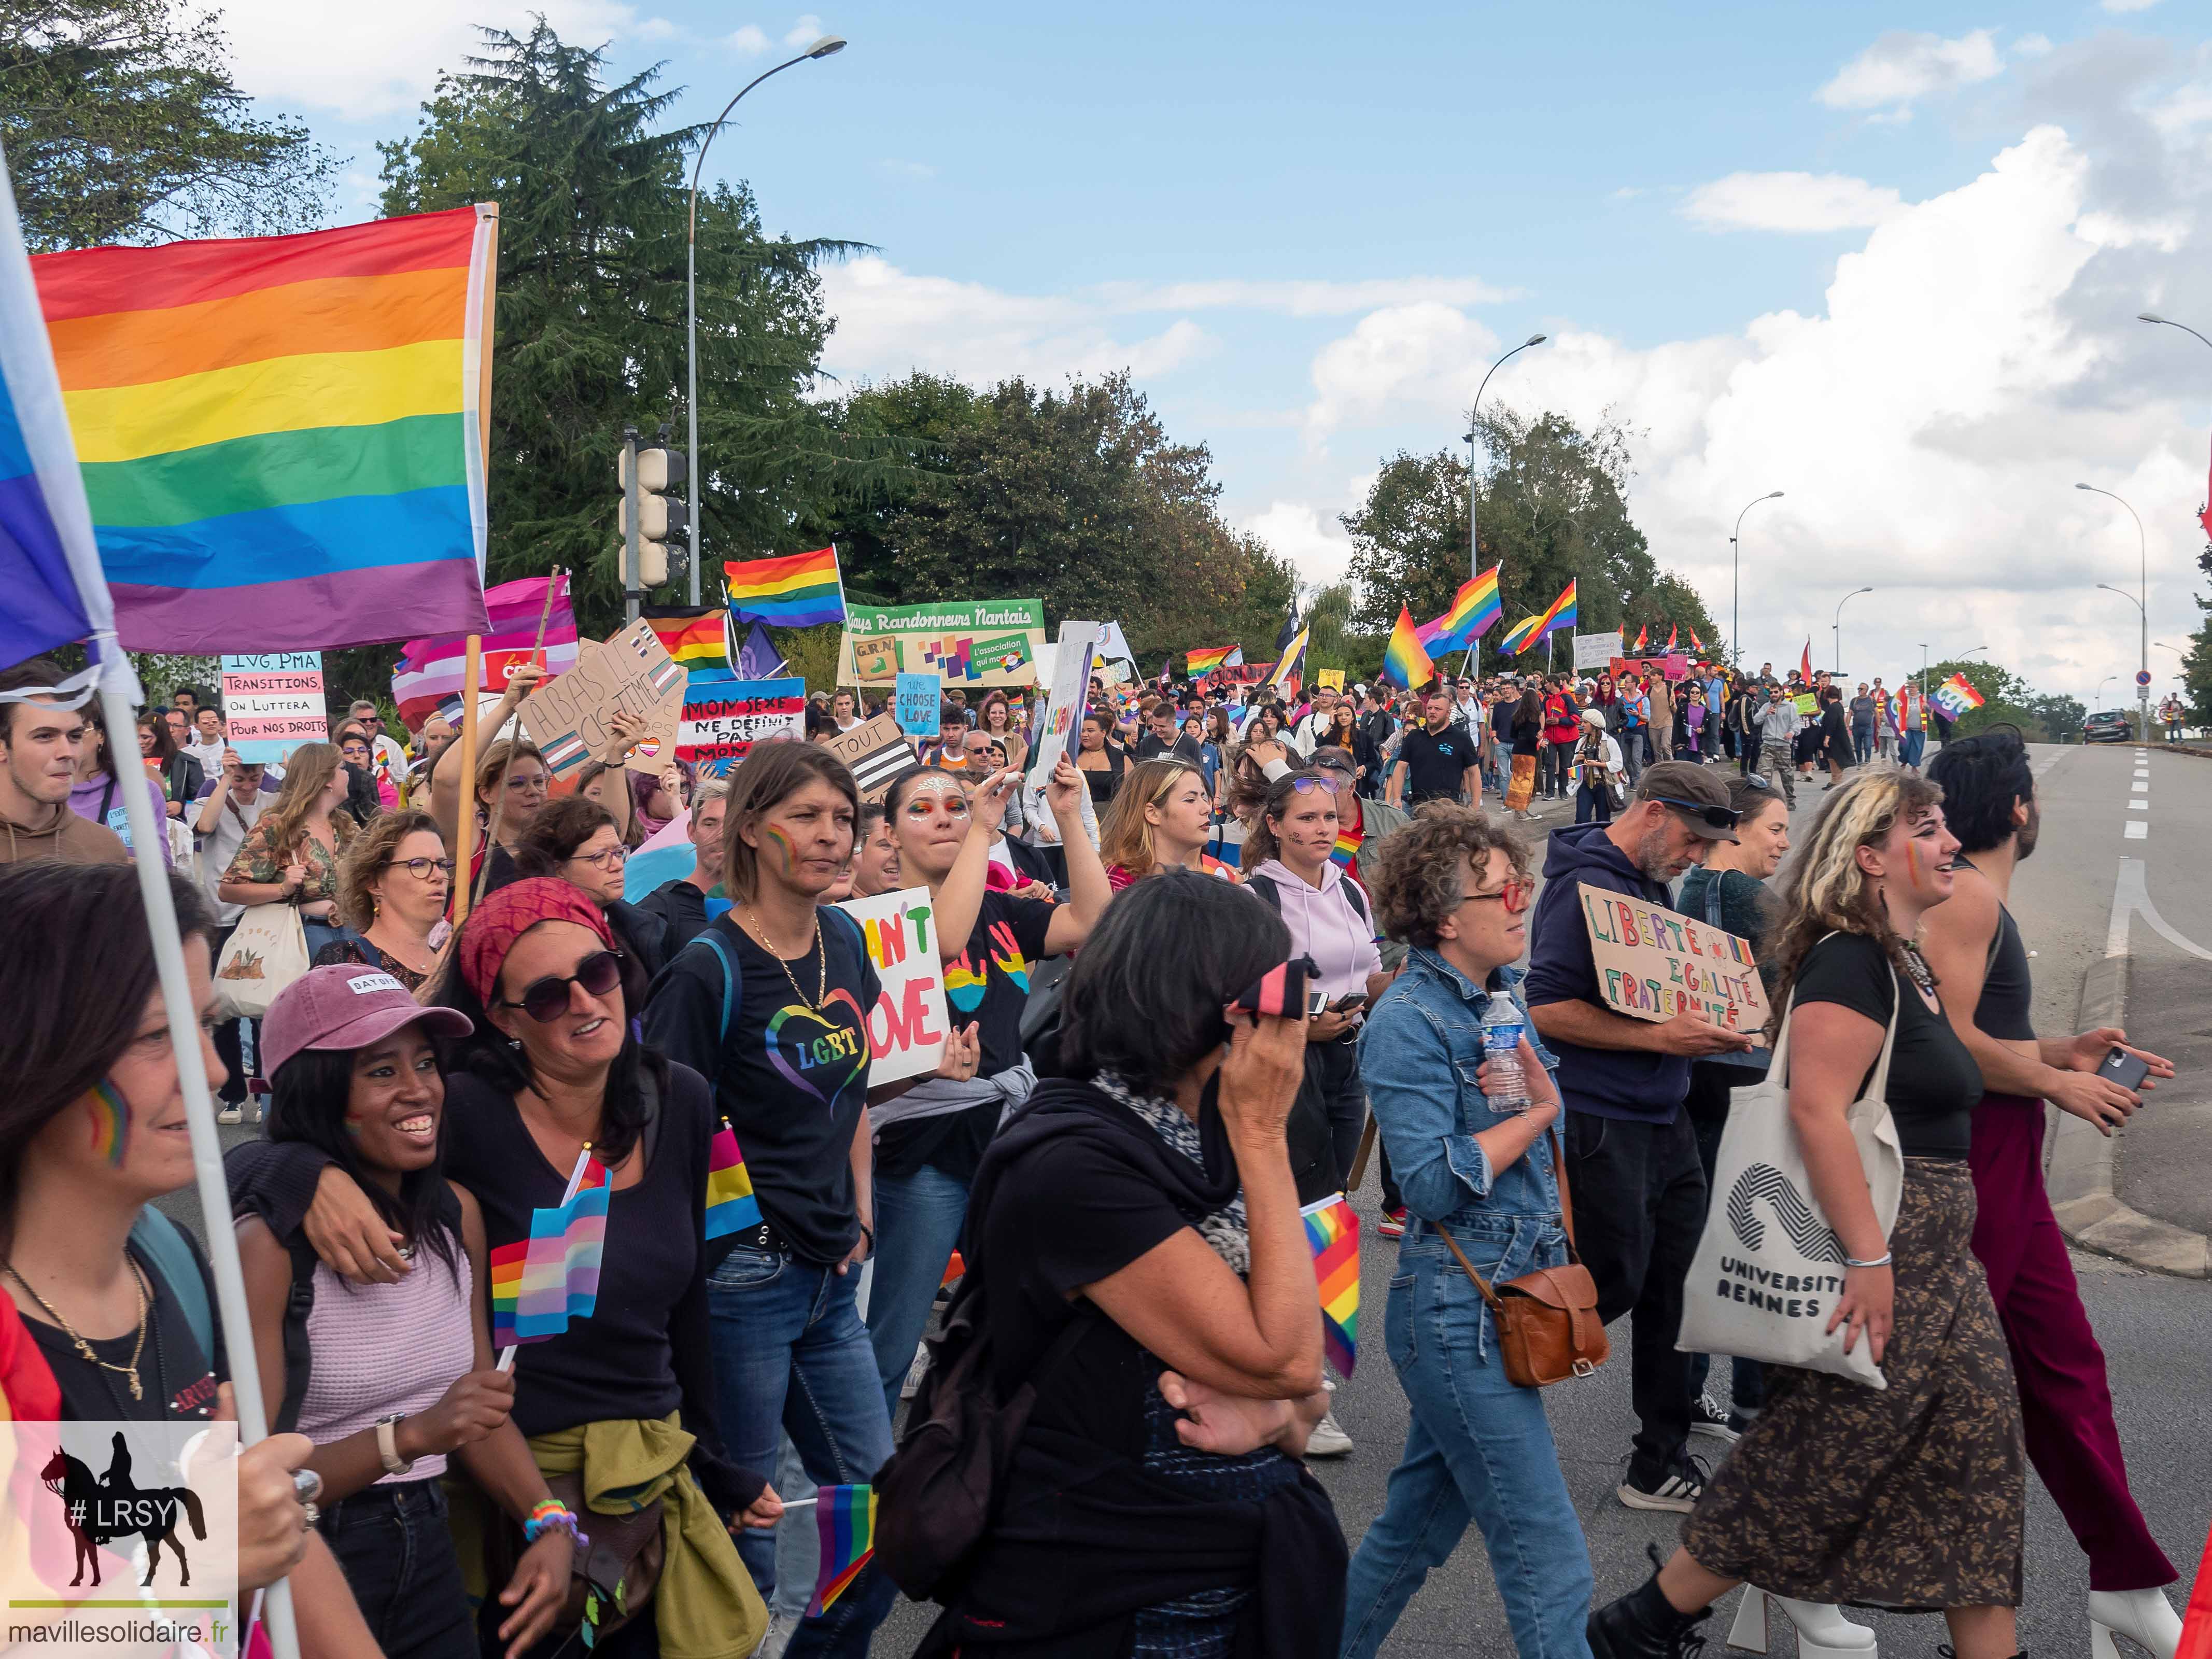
xmin=496 ymin=1144 xmax=594 ymax=1373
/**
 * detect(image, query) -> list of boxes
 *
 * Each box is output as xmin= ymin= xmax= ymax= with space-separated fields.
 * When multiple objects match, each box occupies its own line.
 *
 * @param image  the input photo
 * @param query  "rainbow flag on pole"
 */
xmin=724 ymin=546 xmax=844 ymax=627
xmin=1381 ymin=603 xmax=1436 ymax=691
xmin=1185 ymin=644 xmax=1239 ymax=676
xmin=489 ymin=1155 xmax=610 ymax=1349
xmin=645 ymin=606 xmax=732 ymax=671
xmin=703 ymin=1119 xmax=762 ymax=1240
xmin=32 ymin=205 xmax=497 ymax=653
xmin=808 ymin=1484 xmax=878 ymax=1615
xmin=1498 ymin=614 xmax=1543 ymax=656
xmin=1531 ymin=580 xmax=1579 ymax=643
xmin=1302 ymin=1194 xmax=1360 ymax=1376
xmin=1932 ymin=671 xmax=1985 ymax=719
xmin=1417 ymin=564 xmax=1503 ymax=652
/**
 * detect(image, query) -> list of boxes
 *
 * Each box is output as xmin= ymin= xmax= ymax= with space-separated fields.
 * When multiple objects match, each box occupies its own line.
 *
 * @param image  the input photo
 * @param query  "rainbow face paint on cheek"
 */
xmin=763 ymin=824 xmax=798 ymax=875
xmin=85 ymin=1080 xmax=130 ymax=1167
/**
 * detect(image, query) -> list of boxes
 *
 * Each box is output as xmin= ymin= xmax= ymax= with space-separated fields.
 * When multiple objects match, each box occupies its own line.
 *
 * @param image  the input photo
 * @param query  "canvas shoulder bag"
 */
xmin=1434 ymin=1127 xmax=1609 ymax=1388
xmin=213 ymin=901 xmax=310 ymax=1020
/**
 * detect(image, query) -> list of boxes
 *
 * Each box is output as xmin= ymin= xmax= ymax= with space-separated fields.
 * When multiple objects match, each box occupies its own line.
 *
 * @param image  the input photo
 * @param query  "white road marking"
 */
xmin=2132 ymin=781 xmax=2149 ymax=793
xmin=2106 ymin=859 xmax=2212 ymax=961
xmin=2125 ymin=821 xmax=2149 ymax=839
xmin=2130 ymin=800 xmax=2149 ymax=810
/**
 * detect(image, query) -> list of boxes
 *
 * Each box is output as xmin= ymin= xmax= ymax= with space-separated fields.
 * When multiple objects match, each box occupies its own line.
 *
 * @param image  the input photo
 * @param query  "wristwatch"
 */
xmin=376 ymin=1413 xmax=415 ymax=1475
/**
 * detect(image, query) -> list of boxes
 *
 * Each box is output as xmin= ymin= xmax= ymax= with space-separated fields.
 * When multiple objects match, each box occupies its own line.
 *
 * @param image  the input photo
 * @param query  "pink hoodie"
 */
xmin=1250 ymin=857 xmax=1381 ymax=1002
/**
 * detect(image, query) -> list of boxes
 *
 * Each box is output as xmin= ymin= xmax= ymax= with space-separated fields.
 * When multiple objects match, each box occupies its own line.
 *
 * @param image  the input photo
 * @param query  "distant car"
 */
xmin=2083 ymin=710 xmax=2132 ymax=743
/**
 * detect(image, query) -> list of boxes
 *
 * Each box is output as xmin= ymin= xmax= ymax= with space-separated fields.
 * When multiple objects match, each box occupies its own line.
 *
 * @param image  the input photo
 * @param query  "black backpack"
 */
xmin=1244 ymin=867 xmax=1371 ymax=929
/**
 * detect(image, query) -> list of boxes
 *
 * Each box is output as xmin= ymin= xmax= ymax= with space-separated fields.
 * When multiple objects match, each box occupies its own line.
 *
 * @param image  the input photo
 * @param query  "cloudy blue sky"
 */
xmin=224 ymin=1 xmax=2211 ymax=703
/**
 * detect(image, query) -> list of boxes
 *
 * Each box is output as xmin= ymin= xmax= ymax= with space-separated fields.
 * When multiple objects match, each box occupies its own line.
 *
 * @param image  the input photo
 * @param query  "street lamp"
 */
xmin=1462 ymin=333 xmax=1548 ymax=581
xmin=684 ymin=33 xmax=849 ymax=603
xmin=2080 ymin=478 xmax=2150 ymax=739
xmin=2138 ymin=312 xmax=2212 ymax=353
xmin=1834 ymin=586 xmax=1872 ymax=673
xmin=2097 ymin=674 xmax=2116 ymax=710
xmin=1730 ymin=491 xmax=1784 ymax=668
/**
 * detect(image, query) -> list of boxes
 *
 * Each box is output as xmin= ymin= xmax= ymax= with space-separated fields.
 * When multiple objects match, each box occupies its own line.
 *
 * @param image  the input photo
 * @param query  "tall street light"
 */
xmin=1834 ymin=585 xmax=1872 ymax=673
xmin=1462 ymin=334 xmax=1548 ymax=582
xmin=2138 ymin=311 xmax=2212 ymax=353
xmin=684 ymin=34 xmax=848 ymax=603
xmin=1730 ymin=491 xmax=1784 ymax=668
xmin=2097 ymin=674 xmax=2116 ymax=710
xmin=2078 ymin=481 xmax=2149 ymax=743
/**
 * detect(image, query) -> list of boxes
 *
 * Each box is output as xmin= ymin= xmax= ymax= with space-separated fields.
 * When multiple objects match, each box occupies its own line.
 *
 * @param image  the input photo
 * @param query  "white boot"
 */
xmin=2089 ymin=1587 xmax=2183 ymax=1659
xmin=1726 ymin=1586 xmax=1877 ymax=1656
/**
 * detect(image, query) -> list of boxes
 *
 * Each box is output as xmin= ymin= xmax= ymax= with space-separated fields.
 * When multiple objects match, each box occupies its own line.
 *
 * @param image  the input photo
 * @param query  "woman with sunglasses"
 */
xmin=513 ymin=795 xmax=671 ymax=982
xmin=312 ymin=809 xmax=452 ymax=993
xmin=229 ymin=877 xmax=782 ymax=1657
xmin=1098 ymin=758 xmax=1239 ymax=889
xmin=1341 ymin=809 xmax=1590 ymax=1659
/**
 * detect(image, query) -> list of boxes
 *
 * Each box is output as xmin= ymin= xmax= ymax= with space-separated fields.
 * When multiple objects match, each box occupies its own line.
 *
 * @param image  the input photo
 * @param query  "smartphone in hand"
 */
xmin=2097 ymin=1047 xmax=2151 ymax=1092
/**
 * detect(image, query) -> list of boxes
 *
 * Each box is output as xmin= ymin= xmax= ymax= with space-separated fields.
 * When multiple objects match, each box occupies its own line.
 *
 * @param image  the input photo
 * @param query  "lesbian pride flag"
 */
xmin=33 ymin=205 xmax=497 ymax=654
xmin=1381 ymin=603 xmax=1435 ymax=691
xmin=490 ymin=1155 xmax=610 ymax=1349
xmin=1302 ymin=1194 xmax=1360 ymax=1376
xmin=808 ymin=1485 xmax=877 ymax=1616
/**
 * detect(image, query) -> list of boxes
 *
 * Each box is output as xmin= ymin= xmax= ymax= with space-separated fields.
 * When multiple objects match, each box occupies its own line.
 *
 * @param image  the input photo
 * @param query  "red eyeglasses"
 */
xmin=1464 ymin=875 xmax=1536 ymax=913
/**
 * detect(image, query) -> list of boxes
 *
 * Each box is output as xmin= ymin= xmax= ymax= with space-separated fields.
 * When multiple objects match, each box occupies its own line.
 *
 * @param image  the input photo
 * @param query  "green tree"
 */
xmin=375 ymin=22 xmax=897 ymax=636
xmin=2185 ymin=536 xmax=2212 ymax=730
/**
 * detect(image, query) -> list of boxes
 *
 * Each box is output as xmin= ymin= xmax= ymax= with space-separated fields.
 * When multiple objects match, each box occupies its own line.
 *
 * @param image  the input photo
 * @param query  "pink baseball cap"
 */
xmin=261 ymin=964 xmax=474 ymax=1078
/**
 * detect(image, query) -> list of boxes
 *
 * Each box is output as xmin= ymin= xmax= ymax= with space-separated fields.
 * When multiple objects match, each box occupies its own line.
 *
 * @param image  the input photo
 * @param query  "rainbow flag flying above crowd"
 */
xmin=644 ymin=606 xmax=731 ymax=670
xmin=391 ymin=572 xmax=576 ymax=729
xmin=1532 ymin=580 xmax=1578 ymax=642
xmin=1381 ymin=603 xmax=1435 ymax=690
xmin=32 ymin=205 xmax=497 ymax=654
xmin=724 ymin=546 xmax=844 ymax=627
xmin=809 ymin=1485 xmax=878 ymax=1615
xmin=1932 ymin=672 xmax=1986 ymax=719
xmin=1186 ymin=644 xmax=1241 ymax=676
xmin=1417 ymin=564 xmax=1503 ymax=652
xmin=1498 ymin=614 xmax=1542 ymax=656
xmin=703 ymin=1119 xmax=762 ymax=1240
xmin=1302 ymin=1194 xmax=1360 ymax=1376
xmin=489 ymin=1155 xmax=610 ymax=1349
xmin=1631 ymin=622 xmax=1649 ymax=652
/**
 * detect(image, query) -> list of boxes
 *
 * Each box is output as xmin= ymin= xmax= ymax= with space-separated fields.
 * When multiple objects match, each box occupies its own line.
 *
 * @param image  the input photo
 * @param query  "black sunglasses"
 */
xmin=1653 ymin=796 xmax=1741 ymax=831
xmin=502 ymin=949 xmax=624 ymax=1023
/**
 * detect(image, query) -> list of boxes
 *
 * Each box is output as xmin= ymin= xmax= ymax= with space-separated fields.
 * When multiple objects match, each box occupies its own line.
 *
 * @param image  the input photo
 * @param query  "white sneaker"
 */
xmin=216 ymin=1105 xmax=243 ymax=1125
xmin=900 ymin=1340 xmax=929 ymax=1401
xmin=1305 ymin=1409 xmax=1353 ymax=1458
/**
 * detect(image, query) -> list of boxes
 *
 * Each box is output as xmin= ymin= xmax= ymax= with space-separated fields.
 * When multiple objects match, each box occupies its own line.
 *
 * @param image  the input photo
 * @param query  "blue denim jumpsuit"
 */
xmin=1341 ymin=949 xmax=1595 ymax=1659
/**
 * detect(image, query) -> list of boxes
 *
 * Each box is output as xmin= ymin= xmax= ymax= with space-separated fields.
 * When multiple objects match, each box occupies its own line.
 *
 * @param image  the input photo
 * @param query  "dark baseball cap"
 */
xmin=1634 ymin=761 xmax=1740 ymax=842
xmin=262 ymin=964 xmax=473 ymax=1078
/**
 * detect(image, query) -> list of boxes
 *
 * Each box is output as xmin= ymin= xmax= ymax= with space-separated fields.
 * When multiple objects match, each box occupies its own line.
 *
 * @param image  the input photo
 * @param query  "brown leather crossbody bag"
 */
xmin=1434 ymin=1126 xmax=1609 ymax=1387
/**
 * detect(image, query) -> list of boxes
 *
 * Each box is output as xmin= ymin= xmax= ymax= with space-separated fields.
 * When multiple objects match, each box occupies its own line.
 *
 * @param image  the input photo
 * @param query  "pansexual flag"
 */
xmin=1417 ymin=564 xmax=1503 ymax=652
xmin=1932 ymin=671 xmax=1985 ymax=719
xmin=725 ymin=545 xmax=844 ymax=627
xmin=808 ymin=1484 xmax=877 ymax=1616
xmin=490 ymin=1155 xmax=610 ymax=1349
xmin=703 ymin=1118 xmax=762 ymax=1241
xmin=1186 ymin=644 xmax=1237 ymax=676
xmin=645 ymin=606 xmax=731 ymax=670
xmin=33 ymin=205 xmax=497 ymax=654
xmin=391 ymin=572 xmax=576 ymax=730
xmin=1302 ymin=1194 xmax=1360 ymax=1377
xmin=1381 ymin=603 xmax=1435 ymax=690
xmin=1498 ymin=614 xmax=1542 ymax=656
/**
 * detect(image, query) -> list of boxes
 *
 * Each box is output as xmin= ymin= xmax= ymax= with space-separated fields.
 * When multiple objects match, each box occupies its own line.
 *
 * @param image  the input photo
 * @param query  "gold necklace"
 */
xmin=747 ymin=905 xmax=826 ymax=1011
xmin=6 ymin=1258 xmax=150 ymax=1401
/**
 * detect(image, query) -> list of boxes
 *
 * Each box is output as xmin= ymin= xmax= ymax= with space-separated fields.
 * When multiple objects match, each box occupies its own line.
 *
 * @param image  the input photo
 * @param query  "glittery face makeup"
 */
xmin=85 ymin=1079 xmax=129 ymax=1168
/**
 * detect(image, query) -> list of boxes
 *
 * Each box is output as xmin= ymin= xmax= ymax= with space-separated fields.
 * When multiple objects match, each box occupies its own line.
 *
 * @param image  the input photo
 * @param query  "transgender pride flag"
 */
xmin=491 ymin=1152 xmax=610 ymax=1353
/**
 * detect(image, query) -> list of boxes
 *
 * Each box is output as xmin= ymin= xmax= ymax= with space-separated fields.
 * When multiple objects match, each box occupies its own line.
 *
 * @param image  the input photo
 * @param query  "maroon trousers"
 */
xmin=1968 ymin=1095 xmax=2177 ymax=1590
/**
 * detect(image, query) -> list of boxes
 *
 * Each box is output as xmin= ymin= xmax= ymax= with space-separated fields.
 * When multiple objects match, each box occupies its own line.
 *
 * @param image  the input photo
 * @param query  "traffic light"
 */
xmin=618 ymin=437 xmax=688 ymax=590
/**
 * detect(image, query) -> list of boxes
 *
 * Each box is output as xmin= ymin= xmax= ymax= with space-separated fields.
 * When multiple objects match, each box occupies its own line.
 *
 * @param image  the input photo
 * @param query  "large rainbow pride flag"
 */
xmin=32 ymin=206 xmax=498 ymax=653
xmin=724 ymin=546 xmax=844 ymax=627
xmin=1381 ymin=603 xmax=1435 ymax=691
xmin=1417 ymin=564 xmax=1503 ymax=653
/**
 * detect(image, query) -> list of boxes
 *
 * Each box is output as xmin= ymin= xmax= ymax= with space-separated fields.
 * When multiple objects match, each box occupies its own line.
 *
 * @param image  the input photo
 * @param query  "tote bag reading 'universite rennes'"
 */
xmin=1675 ymin=938 xmax=1905 ymax=1389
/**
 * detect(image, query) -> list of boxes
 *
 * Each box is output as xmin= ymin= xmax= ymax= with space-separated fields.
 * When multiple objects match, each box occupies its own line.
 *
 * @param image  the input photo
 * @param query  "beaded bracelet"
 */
xmin=523 ymin=1499 xmax=589 ymax=1550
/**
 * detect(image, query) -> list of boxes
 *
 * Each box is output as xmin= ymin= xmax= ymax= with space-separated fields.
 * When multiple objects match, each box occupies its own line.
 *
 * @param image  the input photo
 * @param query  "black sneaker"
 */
xmin=1617 ymin=1452 xmax=1709 ymax=1513
xmin=1688 ymin=1394 xmax=1739 ymax=1443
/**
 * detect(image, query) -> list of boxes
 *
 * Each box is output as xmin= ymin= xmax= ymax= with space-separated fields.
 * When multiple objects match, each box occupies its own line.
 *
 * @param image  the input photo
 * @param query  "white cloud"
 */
xmin=1683 ymin=172 xmax=1909 ymax=233
xmin=783 ymin=15 xmax=827 ymax=48
xmin=727 ymin=24 xmax=770 ymax=53
xmin=1818 ymin=29 xmax=2004 ymax=114
xmin=1244 ymin=503 xmax=1357 ymax=590
xmin=1097 ymin=277 xmax=1512 ymax=316
xmin=2100 ymin=0 xmax=2161 ymax=12
xmin=2013 ymin=34 xmax=2055 ymax=59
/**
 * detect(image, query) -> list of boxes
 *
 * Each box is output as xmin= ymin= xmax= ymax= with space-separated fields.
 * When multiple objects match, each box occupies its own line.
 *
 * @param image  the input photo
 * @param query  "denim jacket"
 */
xmin=1358 ymin=948 xmax=1570 ymax=1287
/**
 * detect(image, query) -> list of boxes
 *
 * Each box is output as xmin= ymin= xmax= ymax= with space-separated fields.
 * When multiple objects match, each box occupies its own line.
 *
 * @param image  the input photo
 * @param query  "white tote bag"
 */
xmin=1675 ymin=946 xmax=1907 ymax=1389
xmin=213 ymin=902 xmax=311 ymax=1021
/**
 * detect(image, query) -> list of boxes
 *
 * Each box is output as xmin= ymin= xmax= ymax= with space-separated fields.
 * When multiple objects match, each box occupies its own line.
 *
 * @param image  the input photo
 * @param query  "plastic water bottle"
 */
xmin=1480 ymin=992 xmax=1530 ymax=1112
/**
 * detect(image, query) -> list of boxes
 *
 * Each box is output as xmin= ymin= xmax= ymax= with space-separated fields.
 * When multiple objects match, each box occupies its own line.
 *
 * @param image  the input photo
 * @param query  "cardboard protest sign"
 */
xmin=836 ymin=885 xmax=949 ymax=1084
xmin=1028 ymin=622 xmax=1100 ymax=798
xmin=824 ymin=713 xmax=915 ymax=802
xmin=1573 ymin=631 xmax=1623 ymax=671
xmin=1577 ymin=882 xmax=1770 ymax=1039
xmin=677 ymin=673 xmax=805 ymax=776
xmin=1794 ymin=692 xmax=1818 ymax=715
xmin=837 ymin=598 xmax=1045 ymax=687
xmin=523 ymin=620 xmax=685 ymax=780
xmin=895 ymin=672 xmax=941 ymax=736
xmin=1316 ymin=668 xmax=1345 ymax=692
xmin=1610 ymin=653 xmax=1693 ymax=683
xmin=220 ymin=652 xmax=326 ymax=763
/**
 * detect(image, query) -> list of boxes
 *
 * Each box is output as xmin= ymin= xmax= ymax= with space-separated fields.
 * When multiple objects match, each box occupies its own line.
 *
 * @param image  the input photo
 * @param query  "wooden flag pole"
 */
xmin=453 ymin=634 xmax=484 ymax=928
xmin=470 ymin=566 xmax=562 ymax=910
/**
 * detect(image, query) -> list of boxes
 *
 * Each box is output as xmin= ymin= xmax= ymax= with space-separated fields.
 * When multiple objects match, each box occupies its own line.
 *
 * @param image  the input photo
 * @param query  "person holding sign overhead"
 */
xmin=428 ymin=659 xmax=551 ymax=896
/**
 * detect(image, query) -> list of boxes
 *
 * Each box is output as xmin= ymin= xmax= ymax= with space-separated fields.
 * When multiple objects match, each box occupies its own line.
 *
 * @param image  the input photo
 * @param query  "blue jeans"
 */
xmin=1901 ymin=728 xmax=1925 ymax=767
xmin=319 ymin=1480 xmax=474 ymax=1659
xmin=867 ymin=1162 xmax=973 ymax=1425
xmin=1341 ymin=1239 xmax=1594 ymax=1659
xmin=708 ymin=1246 xmax=897 ymax=1657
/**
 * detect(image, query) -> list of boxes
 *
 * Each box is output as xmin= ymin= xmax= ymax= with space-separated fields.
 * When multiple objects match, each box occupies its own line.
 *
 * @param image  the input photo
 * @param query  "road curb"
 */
xmin=2047 ymin=952 xmax=2212 ymax=1277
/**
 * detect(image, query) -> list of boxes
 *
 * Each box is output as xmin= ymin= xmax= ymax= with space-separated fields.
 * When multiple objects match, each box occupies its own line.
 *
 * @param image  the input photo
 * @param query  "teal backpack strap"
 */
xmin=130 ymin=1207 xmax=214 ymax=1362
xmin=696 ymin=927 xmax=741 ymax=1047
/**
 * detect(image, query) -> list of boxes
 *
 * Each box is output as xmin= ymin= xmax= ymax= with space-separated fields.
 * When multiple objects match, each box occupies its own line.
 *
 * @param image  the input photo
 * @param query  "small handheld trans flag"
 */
xmin=808 ymin=1484 xmax=878 ymax=1615
xmin=492 ymin=1146 xmax=610 ymax=1368
xmin=705 ymin=1118 xmax=762 ymax=1240
xmin=1301 ymin=1193 xmax=1360 ymax=1377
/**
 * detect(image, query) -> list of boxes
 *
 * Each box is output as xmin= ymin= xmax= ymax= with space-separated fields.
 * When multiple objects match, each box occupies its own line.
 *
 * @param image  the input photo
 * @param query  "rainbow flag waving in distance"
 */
xmin=724 ymin=546 xmax=844 ymax=627
xmin=1689 ymin=626 xmax=1706 ymax=654
xmin=1632 ymin=622 xmax=1649 ymax=652
xmin=1498 ymin=614 xmax=1542 ymax=656
xmin=808 ymin=1485 xmax=878 ymax=1615
xmin=704 ymin=1119 xmax=762 ymax=1240
xmin=33 ymin=206 xmax=497 ymax=653
xmin=1664 ymin=624 xmax=1678 ymax=652
xmin=1380 ymin=604 xmax=1436 ymax=690
xmin=1532 ymin=580 xmax=1578 ymax=642
xmin=1932 ymin=672 xmax=1986 ymax=719
xmin=1302 ymin=1194 xmax=1360 ymax=1376
xmin=489 ymin=1155 xmax=610 ymax=1349
xmin=1417 ymin=564 xmax=1503 ymax=652
xmin=1186 ymin=644 xmax=1237 ymax=676
xmin=645 ymin=606 xmax=731 ymax=670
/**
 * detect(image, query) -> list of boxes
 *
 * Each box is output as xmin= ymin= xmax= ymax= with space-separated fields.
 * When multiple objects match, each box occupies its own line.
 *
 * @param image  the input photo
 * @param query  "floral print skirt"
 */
xmin=1683 ymin=1157 xmax=2025 ymax=1611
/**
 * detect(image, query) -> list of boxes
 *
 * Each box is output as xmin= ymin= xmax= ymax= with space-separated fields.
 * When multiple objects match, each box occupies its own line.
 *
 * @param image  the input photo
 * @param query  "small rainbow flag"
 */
xmin=1302 ymin=1194 xmax=1360 ymax=1376
xmin=1631 ymin=622 xmax=1649 ymax=652
xmin=645 ymin=607 xmax=731 ymax=670
xmin=1498 ymin=614 xmax=1543 ymax=656
xmin=1186 ymin=644 xmax=1238 ymax=676
xmin=1664 ymin=624 xmax=1678 ymax=652
xmin=1531 ymin=580 xmax=1578 ymax=643
xmin=1380 ymin=603 xmax=1435 ymax=690
xmin=1932 ymin=671 xmax=1985 ymax=719
xmin=1417 ymin=564 xmax=1503 ymax=652
xmin=724 ymin=546 xmax=844 ymax=627
xmin=1688 ymin=626 xmax=1706 ymax=654
xmin=1329 ymin=823 xmax=1364 ymax=875
xmin=808 ymin=1484 xmax=877 ymax=1615
xmin=490 ymin=1154 xmax=610 ymax=1350
xmin=703 ymin=1119 xmax=762 ymax=1241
